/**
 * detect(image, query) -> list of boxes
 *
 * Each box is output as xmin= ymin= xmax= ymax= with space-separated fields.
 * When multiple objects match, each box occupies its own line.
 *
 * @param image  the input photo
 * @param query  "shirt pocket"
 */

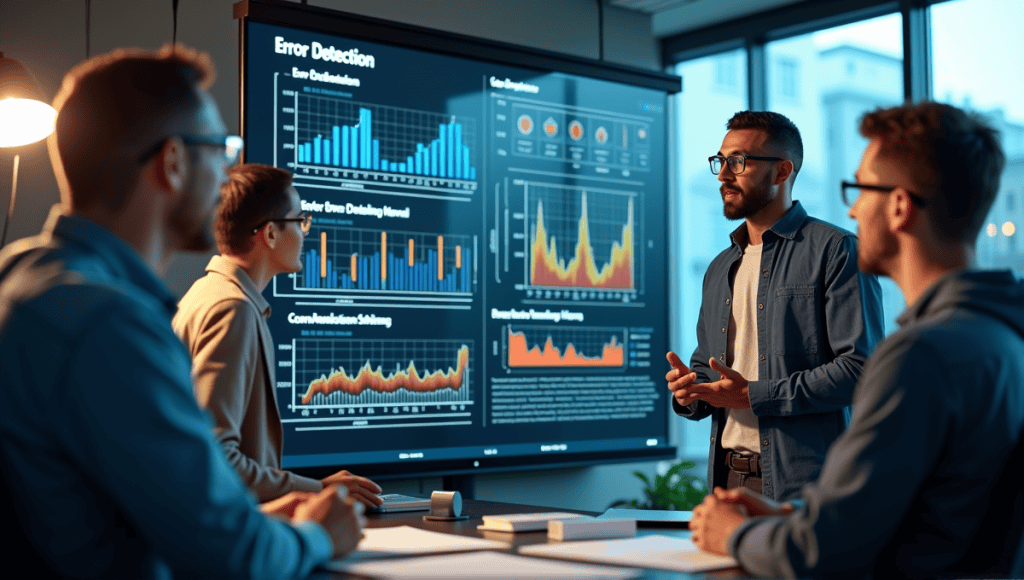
xmin=773 ymin=285 xmax=818 ymax=355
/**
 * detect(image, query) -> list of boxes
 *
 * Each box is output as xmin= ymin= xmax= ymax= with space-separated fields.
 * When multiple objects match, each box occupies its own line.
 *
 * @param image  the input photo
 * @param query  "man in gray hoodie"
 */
xmin=689 ymin=101 xmax=1024 ymax=579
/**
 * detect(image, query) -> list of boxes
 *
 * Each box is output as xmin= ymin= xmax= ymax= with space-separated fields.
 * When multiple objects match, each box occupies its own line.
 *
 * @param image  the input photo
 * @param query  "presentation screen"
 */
xmin=240 ymin=3 xmax=679 ymax=478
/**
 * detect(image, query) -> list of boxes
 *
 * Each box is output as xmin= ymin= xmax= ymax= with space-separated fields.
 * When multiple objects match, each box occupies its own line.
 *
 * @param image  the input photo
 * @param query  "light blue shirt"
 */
xmin=0 ymin=208 xmax=332 ymax=578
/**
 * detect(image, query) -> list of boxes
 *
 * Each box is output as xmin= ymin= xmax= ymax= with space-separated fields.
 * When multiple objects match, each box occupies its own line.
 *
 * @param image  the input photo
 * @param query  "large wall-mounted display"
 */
xmin=238 ymin=1 xmax=680 ymax=477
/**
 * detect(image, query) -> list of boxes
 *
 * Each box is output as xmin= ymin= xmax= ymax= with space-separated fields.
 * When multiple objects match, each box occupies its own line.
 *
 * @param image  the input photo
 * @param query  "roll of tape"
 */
xmin=429 ymin=490 xmax=461 ymax=517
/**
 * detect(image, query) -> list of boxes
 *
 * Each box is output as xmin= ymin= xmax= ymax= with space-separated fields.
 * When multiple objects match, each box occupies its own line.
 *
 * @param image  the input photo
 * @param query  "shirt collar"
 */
xmin=728 ymin=200 xmax=808 ymax=248
xmin=205 ymin=254 xmax=272 ymax=318
xmin=46 ymin=206 xmax=178 ymax=314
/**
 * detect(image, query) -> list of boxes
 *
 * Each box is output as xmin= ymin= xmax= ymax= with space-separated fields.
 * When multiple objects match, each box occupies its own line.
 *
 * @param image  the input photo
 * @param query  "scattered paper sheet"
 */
xmin=519 ymin=534 xmax=738 ymax=573
xmin=341 ymin=550 xmax=641 ymax=579
xmin=325 ymin=526 xmax=511 ymax=570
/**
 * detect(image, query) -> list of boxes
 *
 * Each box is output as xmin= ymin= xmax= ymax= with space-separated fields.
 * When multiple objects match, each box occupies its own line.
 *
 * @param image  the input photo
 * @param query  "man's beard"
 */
xmin=169 ymin=184 xmax=216 ymax=253
xmin=721 ymin=173 xmax=775 ymax=220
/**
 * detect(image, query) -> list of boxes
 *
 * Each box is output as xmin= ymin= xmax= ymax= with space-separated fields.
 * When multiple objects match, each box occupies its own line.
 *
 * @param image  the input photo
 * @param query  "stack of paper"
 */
xmin=342 ymin=551 xmax=641 ymax=579
xmin=325 ymin=525 xmax=510 ymax=570
xmin=519 ymin=534 xmax=738 ymax=573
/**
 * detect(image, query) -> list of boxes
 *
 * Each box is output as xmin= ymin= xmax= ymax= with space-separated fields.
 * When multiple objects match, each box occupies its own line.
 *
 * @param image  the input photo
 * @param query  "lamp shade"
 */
xmin=0 ymin=52 xmax=56 ymax=148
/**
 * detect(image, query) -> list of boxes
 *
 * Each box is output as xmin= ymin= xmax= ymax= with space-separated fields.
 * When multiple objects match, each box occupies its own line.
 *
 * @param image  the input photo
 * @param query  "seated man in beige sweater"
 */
xmin=174 ymin=163 xmax=382 ymax=506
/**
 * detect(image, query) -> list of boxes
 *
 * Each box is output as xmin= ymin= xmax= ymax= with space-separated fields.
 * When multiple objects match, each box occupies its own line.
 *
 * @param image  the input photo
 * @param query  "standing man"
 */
xmin=0 ymin=46 xmax=363 ymax=577
xmin=174 ymin=163 xmax=383 ymax=506
xmin=666 ymin=111 xmax=884 ymax=501
xmin=690 ymin=102 xmax=1024 ymax=579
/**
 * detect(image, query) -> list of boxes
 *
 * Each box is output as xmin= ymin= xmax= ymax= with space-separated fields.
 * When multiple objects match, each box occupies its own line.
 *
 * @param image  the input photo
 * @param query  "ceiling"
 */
xmin=608 ymin=0 xmax=807 ymax=38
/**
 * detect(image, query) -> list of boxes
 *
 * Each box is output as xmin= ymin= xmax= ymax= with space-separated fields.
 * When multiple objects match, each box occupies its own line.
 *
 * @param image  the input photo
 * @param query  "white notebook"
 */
xmin=477 ymin=512 xmax=588 ymax=532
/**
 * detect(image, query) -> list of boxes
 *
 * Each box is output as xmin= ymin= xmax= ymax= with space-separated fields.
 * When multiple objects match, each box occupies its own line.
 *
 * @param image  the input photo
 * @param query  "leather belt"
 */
xmin=725 ymin=451 xmax=762 ymax=477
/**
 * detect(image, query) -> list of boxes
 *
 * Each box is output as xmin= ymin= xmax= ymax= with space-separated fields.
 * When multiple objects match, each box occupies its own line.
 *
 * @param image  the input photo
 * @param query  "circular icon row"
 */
xmin=517 ymin=114 xmax=646 ymax=145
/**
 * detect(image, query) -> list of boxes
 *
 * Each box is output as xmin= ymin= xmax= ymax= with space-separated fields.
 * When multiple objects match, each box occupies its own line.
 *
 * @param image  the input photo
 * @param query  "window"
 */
xmin=672 ymin=49 xmax=748 ymax=457
xmin=932 ymin=0 xmax=1024 ymax=277
xmin=766 ymin=14 xmax=906 ymax=334
xmin=778 ymin=58 xmax=799 ymax=100
xmin=713 ymin=52 xmax=740 ymax=91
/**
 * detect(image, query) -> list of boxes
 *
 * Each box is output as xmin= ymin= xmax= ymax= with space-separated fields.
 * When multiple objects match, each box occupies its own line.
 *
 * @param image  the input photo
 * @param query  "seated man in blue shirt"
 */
xmin=0 ymin=46 xmax=363 ymax=578
xmin=690 ymin=102 xmax=1024 ymax=579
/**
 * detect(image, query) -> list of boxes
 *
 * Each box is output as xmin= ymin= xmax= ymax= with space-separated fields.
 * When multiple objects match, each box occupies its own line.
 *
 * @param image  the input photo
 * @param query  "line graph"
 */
xmin=525 ymin=183 xmax=638 ymax=291
xmin=292 ymin=338 xmax=474 ymax=409
xmin=503 ymin=325 xmax=628 ymax=369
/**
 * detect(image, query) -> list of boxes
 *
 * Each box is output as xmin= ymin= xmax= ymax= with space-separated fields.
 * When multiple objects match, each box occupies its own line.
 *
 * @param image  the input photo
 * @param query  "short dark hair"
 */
xmin=50 ymin=45 xmax=215 ymax=211
xmin=726 ymin=111 xmax=804 ymax=179
xmin=859 ymin=102 xmax=1005 ymax=244
xmin=216 ymin=164 xmax=295 ymax=255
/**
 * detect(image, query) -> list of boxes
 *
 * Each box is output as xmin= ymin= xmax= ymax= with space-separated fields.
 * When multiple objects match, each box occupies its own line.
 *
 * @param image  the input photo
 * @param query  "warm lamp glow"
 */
xmin=987 ymin=223 xmax=998 ymax=237
xmin=0 ymin=98 xmax=56 ymax=147
xmin=1003 ymin=221 xmax=1016 ymax=237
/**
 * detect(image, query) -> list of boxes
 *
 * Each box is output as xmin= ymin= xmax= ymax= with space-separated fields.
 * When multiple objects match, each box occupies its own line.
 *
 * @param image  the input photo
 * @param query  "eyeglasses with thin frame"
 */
xmin=840 ymin=181 xmax=929 ymax=208
xmin=252 ymin=212 xmax=312 ymax=235
xmin=709 ymin=154 xmax=786 ymax=175
xmin=138 ymin=134 xmax=244 ymax=166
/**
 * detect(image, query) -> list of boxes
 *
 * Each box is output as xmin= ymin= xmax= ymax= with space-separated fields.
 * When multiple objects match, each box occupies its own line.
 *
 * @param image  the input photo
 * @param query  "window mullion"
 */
xmin=902 ymin=0 xmax=932 ymax=102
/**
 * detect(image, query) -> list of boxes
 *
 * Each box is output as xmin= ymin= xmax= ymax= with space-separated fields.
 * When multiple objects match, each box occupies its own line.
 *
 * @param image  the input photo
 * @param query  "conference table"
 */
xmin=313 ymin=498 xmax=747 ymax=579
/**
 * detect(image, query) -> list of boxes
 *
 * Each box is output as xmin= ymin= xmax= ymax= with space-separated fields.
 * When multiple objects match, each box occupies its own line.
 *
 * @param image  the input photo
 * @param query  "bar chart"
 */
xmin=295 ymin=223 xmax=475 ymax=295
xmin=295 ymin=95 xmax=478 ymax=181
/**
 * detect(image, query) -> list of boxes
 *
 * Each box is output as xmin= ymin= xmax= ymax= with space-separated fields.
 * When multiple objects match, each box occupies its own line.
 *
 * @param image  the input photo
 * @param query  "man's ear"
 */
xmin=260 ymin=222 xmax=279 ymax=249
xmin=159 ymin=137 xmax=188 ymax=197
xmin=888 ymin=188 xmax=916 ymax=234
xmin=774 ymin=160 xmax=794 ymax=185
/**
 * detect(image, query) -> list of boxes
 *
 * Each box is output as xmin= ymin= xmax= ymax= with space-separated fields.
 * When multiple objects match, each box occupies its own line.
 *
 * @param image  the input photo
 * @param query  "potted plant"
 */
xmin=610 ymin=459 xmax=708 ymax=510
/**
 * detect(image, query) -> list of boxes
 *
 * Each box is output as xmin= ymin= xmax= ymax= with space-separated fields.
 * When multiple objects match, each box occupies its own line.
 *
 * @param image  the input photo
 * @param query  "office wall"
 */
xmin=0 ymin=0 xmax=677 ymax=512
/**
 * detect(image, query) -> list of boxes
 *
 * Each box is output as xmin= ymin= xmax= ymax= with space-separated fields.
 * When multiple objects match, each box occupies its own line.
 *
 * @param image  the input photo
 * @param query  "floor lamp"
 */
xmin=0 ymin=52 xmax=56 ymax=248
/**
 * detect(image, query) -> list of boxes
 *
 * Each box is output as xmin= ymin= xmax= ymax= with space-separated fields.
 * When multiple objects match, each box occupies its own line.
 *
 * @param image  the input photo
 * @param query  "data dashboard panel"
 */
xmin=240 ymin=4 xmax=679 ymax=477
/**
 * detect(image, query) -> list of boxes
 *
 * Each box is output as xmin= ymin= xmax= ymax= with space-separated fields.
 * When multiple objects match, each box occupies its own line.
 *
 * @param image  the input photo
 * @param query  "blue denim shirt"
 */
xmin=675 ymin=201 xmax=884 ymax=501
xmin=0 ymin=208 xmax=332 ymax=578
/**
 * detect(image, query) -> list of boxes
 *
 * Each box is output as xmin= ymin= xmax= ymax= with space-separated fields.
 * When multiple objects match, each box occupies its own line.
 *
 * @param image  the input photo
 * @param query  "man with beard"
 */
xmin=0 ymin=46 xmax=363 ymax=577
xmin=689 ymin=101 xmax=1024 ymax=579
xmin=665 ymin=111 xmax=884 ymax=502
xmin=175 ymin=163 xmax=383 ymax=506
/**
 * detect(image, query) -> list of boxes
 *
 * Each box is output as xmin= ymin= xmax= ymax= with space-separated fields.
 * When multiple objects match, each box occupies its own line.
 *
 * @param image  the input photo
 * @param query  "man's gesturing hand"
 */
xmin=668 ymin=355 xmax=751 ymax=409
xmin=665 ymin=351 xmax=698 ymax=406
xmin=293 ymin=485 xmax=366 ymax=559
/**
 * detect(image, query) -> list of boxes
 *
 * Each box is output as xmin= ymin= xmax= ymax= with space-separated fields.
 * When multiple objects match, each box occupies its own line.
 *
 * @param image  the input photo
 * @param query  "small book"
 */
xmin=548 ymin=518 xmax=636 ymax=541
xmin=477 ymin=512 xmax=587 ymax=532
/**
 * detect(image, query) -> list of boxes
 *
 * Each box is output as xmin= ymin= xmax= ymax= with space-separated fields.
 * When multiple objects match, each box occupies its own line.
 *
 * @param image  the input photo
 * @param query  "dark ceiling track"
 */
xmin=172 ymin=0 xmax=180 ymax=46
xmin=85 ymin=0 xmax=91 ymax=58
xmin=597 ymin=0 xmax=605 ymax=61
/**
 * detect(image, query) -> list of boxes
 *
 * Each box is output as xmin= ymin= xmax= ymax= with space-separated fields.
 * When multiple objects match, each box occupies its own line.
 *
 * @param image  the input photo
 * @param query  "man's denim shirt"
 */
xmin=674 ymin=201 xmax=884 ymax=501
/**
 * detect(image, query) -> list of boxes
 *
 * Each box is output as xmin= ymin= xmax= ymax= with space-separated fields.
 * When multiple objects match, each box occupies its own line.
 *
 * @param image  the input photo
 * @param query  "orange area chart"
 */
xmin=301 ymin=345 xmax=469 ymax=403
xmin=508 ymin=329 xmax=624 ymax=368
xmin=530 ymin=192 xmax=634 ymax=289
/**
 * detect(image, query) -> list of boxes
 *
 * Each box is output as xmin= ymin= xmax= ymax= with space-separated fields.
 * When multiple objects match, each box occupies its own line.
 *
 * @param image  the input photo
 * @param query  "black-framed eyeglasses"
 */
xmin=841 ymin=181 xmax=929 ymax=208
xmin=252 ymin=212 xmax=312 ymax=234
xmin=709 ymin=154 xmax=785 ymax=175
xmin=138 ymin=134 xmax=244 ymax=165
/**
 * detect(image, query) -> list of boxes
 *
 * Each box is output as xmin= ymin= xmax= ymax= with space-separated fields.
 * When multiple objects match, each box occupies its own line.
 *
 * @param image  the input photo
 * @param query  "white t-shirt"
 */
xmin=720 ymin=242 xmax=761 ymax=455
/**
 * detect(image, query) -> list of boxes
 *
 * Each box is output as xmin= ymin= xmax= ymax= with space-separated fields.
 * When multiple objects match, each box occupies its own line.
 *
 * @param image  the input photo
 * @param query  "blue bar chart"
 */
xmin=296 ymin=224 xmax=475 ymax=295
xmin=295 ymin=96 xmax=477 ymax=181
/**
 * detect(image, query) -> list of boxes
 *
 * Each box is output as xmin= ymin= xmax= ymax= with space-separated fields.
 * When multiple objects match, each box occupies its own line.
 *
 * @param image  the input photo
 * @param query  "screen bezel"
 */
xmin=234 ymin=0 xmax=680 ymax=481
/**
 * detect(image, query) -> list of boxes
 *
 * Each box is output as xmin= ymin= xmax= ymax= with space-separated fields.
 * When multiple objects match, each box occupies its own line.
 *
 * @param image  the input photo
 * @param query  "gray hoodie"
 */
xmin=729 ymin=269 xmax=1024 ymax=579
